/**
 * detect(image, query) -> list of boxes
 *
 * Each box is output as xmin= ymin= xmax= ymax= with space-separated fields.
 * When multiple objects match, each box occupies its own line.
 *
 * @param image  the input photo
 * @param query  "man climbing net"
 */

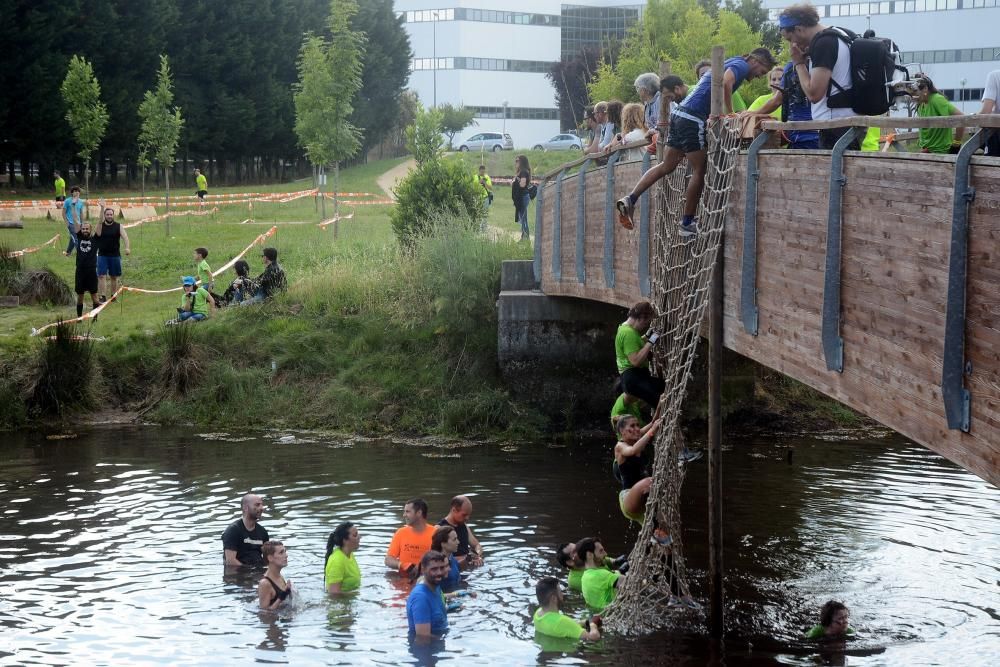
xmin=602 ymin=115 xmax=745 ymax=636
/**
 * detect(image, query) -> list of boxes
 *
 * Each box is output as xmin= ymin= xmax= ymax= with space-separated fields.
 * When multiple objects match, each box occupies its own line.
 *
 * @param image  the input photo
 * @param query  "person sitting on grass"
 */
xmin=221 ymin=260 xmax=257 ymax=306
xmin=174 ymin=275 xmax=215 ymax=323
xmin=242 ymin=247 xmax=286 ymax=305
xmin=806 ymin=600 xmax=855 ymax=640
xmin=533 ymin=577 xmax=601 ymax=642
xmin=194 ymin=247 xmax=213 ymax=292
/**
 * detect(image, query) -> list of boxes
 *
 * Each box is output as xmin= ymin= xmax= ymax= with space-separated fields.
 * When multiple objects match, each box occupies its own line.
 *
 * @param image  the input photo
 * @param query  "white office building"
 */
xmin=762 ymin=1 xmax=1000 ymax=112
xmin=396 ymin=1 xmax=643 ymax=148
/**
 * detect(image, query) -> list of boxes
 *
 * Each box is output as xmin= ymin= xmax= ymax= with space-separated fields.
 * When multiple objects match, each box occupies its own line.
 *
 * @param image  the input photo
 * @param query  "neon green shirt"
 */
xmin=473 ymin=172 xmax=492 ymax=197
xmin=731 ymin=91 xmax=747 ymax=113
xmin=861 ymin=127 xmax=880 ymax=152
xmin=917 ymin=93 xmax=958 ymax=154
xmin=610 ymin=394 xmax=644 ymax=429
xmin=806 ymin=624 xmax=856 ymax=639
xmin=568 ymin=557 xmax=614 ymax=591
xmin=196 ymin=259 xmax=213 ymax=284
xmin=533 ymin=608 xmax=585 ymax=639
xmin=581 ymin=567 xmax=619 ymax=611
xmin=324 ymin=548 xmax=361 ymax=592
xmin=615 ymin=323 xmax=645 ymax=373
xmin=748 ymin=94 xmax=781 ymax=119
xmin=180 ymin=287 xmax=211 ymax=316
xmin=196 ymin=173 xmax=208 ymax=191
xmin=54 ymin=177 xmax=66 ymax=197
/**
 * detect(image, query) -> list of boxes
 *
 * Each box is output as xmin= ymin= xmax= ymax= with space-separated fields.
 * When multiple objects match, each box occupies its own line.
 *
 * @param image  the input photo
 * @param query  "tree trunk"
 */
xmin=84 ymin=158 xmax=90 ymax=217
xmin=333 ymin=161 xmax=340 ymax=240
xmin=165 ymin=168 xmax=171 ymax=236
xmin=319 ymin=164 xmax=326 ymax=220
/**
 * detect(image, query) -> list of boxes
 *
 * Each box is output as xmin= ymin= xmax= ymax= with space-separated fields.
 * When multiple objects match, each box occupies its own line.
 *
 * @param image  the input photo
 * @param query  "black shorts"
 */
xmin=196 ymin=190 xmax=208 ymax=199
xmin=75 ymin=266 xmax=98 ymax=295
xmin=666 ymin=113 xmax=706 ymax=153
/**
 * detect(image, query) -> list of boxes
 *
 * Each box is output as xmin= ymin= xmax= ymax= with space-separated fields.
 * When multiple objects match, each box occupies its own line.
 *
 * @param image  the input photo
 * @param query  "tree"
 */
xmin=138 ymin=55 xmax=184 ymax=235
xmin=405 ymin=104 xmax=444 ymax=166
xmin=548 ymin=47 xmax=602 ymax=130
xmin=293 ymin=0 xmax=366 ymax=226
xmin=725 ymin=0 xmax=781 ymax=51
xmin=438 ymin=104 xmax=476 ymax=149
xmin=60 ymin=56 xmax=110 ymax=196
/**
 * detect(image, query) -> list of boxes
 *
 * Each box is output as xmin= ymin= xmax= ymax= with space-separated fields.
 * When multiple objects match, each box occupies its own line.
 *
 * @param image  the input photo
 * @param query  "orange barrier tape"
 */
xmin=5 ymin=234 xmax=61 ymax=258
xmin=30 ymin=226 xmax=277 ymax=336
xmin=317 ymin=211 xmax=356 ymax=228
xmin=122 ymin=207 xmax=219 ymax=229
xmin=0 ymin=189 xmax=380 ymax=209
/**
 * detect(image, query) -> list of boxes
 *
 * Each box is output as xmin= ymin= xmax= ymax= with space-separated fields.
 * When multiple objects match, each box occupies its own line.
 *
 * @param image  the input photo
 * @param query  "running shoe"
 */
xmin=616 ymin=196 xmax=635 ymax=230
xmin=678 ymin=218 xmax=699 ymax=237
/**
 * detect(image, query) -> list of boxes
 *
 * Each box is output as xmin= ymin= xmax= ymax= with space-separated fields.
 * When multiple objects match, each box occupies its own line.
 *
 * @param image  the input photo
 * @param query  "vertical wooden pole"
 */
xmin=707 ymin=44 xmax=725 ymax=641
xmin=656 ymin=62 xmax=671 ymax=164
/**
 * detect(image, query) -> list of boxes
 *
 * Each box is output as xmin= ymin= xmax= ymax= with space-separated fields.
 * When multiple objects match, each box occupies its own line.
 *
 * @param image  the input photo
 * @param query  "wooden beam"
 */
xmin=0 ymin=296 xmax=19 ymax=308
xmin=541 ymin=138 xmax=653 ymax=181
xmin=0 ymin=221 xmax=24 ymax=229
xmin=761 ymin=113 xmax=1000 ymax=131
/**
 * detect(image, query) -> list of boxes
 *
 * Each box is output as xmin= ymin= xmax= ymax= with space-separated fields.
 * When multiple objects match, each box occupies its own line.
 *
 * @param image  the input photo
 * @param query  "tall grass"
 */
xmin=25 ymin=321 xmax=95 ymax=417
xmin=0 ymin=243 xmax=23 ymax=293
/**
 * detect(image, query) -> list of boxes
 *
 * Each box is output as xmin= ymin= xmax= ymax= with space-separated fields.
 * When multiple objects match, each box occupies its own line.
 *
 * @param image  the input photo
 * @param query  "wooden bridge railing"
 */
xmin=531 ymin=117 xmax=1000 ymax=487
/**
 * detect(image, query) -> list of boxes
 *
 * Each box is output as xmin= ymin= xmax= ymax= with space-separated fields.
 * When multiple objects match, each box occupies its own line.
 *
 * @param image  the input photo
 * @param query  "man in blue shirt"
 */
xmin=62 ymin=186 xmax=85 ymax=256
xmin=406 ymin=550 xmax=449 ymax=640
xmin=617 ymin=48 xmax=775 ymax=236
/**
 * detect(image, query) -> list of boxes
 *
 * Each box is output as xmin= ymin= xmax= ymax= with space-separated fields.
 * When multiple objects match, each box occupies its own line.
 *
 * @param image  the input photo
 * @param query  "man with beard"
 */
xmin=73 ymin=222 xmax=100 ymax=318
xmin=222 ymin=493 xmax=269 ymax=566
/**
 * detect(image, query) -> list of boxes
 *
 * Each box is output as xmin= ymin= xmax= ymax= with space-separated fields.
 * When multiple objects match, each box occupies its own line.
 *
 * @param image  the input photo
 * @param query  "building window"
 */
xmin=468 ymin=106 xmax=559 ymax=121
xmin=411 ymin=56 xmax=555 ymax=73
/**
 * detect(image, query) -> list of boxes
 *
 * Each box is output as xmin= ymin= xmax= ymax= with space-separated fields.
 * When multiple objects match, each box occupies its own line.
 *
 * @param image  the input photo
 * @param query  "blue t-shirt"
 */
xmin=407 ymin=582 xmax=448 ymax=637
xmin=64 ymin=198 xmax=85 ymax=228
xmin=781 ymin=62 xmax=819 ymax=146
xmin=680 ymin=57 xmax=751 ymax=118
xmin=441 ymin=555 xmax=461 ymax=591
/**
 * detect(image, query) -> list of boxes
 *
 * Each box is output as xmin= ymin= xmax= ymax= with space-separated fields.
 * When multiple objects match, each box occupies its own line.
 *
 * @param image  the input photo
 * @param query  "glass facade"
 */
xmin=411 ymin=57 xmax=555 ymax=73
xmin=767 ymin=0 xmax=977 ymax=19
xmin=901 ymin=47 xmax=1000 ymax=64
xmin=560 ymin=4 xmax=642 ymax=58
xmin=401 ymin=7 xmax=559 ymax=26
xmin=470 ymin=106 xmax=559 ymax=120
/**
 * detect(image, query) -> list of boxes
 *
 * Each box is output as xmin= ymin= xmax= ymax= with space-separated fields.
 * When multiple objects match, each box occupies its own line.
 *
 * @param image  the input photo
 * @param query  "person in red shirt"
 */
xmin=385 ymin=498 xmax=434 ymax=575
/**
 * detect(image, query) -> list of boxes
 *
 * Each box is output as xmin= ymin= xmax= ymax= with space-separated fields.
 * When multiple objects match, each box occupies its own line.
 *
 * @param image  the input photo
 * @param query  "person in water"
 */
xmin=257 ymin=541 xmax=293 ymax=610
xmin=430 ymin=525 xmax=462 ymax=591
xmin=533 ymin=577 xmax=601 ymax=641
xmin=325 ymin=522 xmax=361 ymax=595
xmin=406 ymin=550 xmax=450 ymax=641
xmin=806 ymin=600 xmax=855 ymax=639
xmin=556 ymin=540 xmax=627 ymax=592
xmin=385 ymin=498 xmax=434 ymax=575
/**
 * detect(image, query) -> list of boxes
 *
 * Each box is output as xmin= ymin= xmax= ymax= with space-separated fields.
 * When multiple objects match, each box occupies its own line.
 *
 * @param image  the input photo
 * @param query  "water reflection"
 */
xmin=0 ymin=427 xmax=996 ymax=665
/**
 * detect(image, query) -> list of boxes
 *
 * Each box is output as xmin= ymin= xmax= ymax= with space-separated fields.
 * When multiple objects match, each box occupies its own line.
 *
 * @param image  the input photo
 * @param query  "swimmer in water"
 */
xmin=258 ymin=541 xmax=293 ymax=610
xmin=806 ymin=600 xmax=855 ymax=639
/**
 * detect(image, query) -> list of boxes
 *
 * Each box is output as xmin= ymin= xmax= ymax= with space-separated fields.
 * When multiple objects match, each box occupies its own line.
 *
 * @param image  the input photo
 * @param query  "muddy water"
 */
xmin=1 ymin=427 xmax=997 ymax=665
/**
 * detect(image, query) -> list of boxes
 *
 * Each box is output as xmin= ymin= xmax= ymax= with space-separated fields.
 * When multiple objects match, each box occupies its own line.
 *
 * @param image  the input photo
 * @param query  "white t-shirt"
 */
xmin=983 ymin=70 xmax=1000 ymax=107
xmin=809 ymin=30 xmax=854 ymax=121
xmin=598 ymin=122 xmax=616 ymax=149
xmin=622 ymin=128 xmax=648 ymax=161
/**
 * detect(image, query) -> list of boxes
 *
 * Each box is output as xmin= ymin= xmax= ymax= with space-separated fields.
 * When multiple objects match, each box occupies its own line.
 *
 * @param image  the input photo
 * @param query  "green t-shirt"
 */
xmin=917 ymin=93 xmax=957 ymax=154
xmin=861 ymin=126 xmax=880 ymax=152
xmin=731 ymin=91 xmax=747 ymax=112
xmin=196 ymin=259 xmax=213 ymax=284
xmin=54 ymin=177 xmax=66 ymax=197
xmin=196 ymin=173 xmax=208 ymax=191
xmin=748 ymin=94 xmax=781 ymax=119
xmin=533 ymin=608 xmax=584 ymax=639
xmin=180 ymin=287 xmax=211 ymax=315
xmin=567 ymin=557 xmax=614 ymax=591
xmin=473 ymin=172 xmax=492 ymax=197
xmin=610 ymin=394 xmax=644 ymax=429
xmin=615 ymin=323 xmax=645 ymax=373
xmin=581 ymin=567 xmax=619 ymax=611
xmin=805 ymin=624 xmax=856 ymax=640
xmin=324 ymin=548 xmax=361 ymax=592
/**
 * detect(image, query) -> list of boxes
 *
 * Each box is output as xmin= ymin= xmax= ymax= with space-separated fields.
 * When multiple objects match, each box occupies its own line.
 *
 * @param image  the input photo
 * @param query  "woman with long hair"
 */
xmin=324 ymin=522 xmax=361 ymax=595
xmin=511 ymin=154 xmax=533 ymax=241
xmin=617 ymin=102 xmax=649 ymax=160
xmin=431 ymin=525 xmax=461 ymax=590
xmin=257 ymin=541 xmax=293 ymax=609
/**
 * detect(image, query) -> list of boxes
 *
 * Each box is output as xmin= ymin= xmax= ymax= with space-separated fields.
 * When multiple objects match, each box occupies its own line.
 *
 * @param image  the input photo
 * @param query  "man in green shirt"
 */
xmin=533 ymin=577 xmax=600 ymax=642
xmin=615 ymin=301 xmax=664 ymax=409
xmin=556 ymin=540 xmax=626 ymax=592
xmin=53 ymin=171 xmax=66 ymax=206
xmin=610 ymin=393 xmax=643 ymax=431
xmin=195 ymin=168 xmax=208 ymax=206
xmin=578 ymin=538 xmax=621 ymax=612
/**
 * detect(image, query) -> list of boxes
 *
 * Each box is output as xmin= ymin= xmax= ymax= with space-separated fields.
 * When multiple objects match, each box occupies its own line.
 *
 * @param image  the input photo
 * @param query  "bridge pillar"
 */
xmin=497 ymin=260 xmax=625 ymax=423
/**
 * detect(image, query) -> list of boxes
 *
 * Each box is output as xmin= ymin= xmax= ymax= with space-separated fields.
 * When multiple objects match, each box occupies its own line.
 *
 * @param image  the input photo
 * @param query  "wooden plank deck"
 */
xmin=537 ymin=150 xmax=1000 ymax=487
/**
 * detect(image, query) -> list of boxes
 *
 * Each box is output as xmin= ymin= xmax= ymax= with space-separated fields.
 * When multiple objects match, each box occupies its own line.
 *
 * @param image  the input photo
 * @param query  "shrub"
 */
xmin=14 ymin=269 xmax=73 ymax=306
xmin=0 ymin=244 xmax=23 ymax=293
xmin=159 ymin=323 xmax=204 ymax=395
xmin=390 ymin=160 xmax=486 ymax=248
xmin=26 ymin=321 xmax=95 ymax=417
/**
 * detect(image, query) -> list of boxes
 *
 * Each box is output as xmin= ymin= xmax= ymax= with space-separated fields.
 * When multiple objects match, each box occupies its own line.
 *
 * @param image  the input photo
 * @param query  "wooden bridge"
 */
xmin=529 ymin=116 xmax=999 ymax=487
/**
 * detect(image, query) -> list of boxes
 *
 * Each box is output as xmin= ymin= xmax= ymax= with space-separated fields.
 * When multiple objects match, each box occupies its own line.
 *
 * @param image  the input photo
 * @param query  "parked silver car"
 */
xmin=458 ymin=132 xmax=514 ymax=152
xmin=533 ymin=133 xmax=583 ymax=151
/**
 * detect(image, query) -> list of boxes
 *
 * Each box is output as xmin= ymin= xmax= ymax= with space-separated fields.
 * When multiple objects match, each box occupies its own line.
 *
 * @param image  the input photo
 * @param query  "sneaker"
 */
xmin=99 ymin=295 xmax=107 ymax=303
xmin=680 ymin=448 xmax=703 ymax=463
xmin=616 ymin=197 xmax=635 ymax=230
xmin=678 ymin=218 xmax=699 ymax=237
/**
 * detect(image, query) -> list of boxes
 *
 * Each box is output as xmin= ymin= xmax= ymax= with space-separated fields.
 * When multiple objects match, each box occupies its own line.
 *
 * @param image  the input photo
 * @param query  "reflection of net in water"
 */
xmin=602 ymin=116 xmax=744 ymax=636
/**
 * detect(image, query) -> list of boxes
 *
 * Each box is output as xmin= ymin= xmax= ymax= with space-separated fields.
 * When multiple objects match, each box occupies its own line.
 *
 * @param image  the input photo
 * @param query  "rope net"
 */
xmin=602 ymin=115 xmax=745 ymax=635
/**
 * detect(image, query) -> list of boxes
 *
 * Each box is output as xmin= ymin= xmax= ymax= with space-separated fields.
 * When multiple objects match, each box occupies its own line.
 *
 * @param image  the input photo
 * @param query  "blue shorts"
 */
xmin=97 ymin=255 xmax=122 ymax=277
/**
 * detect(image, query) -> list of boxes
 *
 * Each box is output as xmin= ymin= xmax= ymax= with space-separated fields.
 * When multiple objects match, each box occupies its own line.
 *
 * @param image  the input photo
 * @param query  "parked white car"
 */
xmin=533 ymin=134 xmax=583 ymax=151
xmin=458 ymin=132 xmax=514 ymax=152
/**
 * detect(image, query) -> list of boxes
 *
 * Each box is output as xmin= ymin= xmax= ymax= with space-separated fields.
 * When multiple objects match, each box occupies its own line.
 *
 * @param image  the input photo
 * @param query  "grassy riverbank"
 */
xmin=0 ymin=158 xmax=540 ymax=436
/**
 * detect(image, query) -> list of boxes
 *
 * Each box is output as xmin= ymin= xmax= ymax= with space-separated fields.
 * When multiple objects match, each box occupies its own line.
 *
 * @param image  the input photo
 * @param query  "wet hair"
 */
xmin=628 ymin=300 xmax=655 ymax=320
xmin=915 ymin=73 xmax=939 ymax=95
xmin=616 ymin=414 xmax=639 ymax=437
xmin=535 ymin=577 xmax=561 ymax=606
xmin=432 ymin=525 xmax=456 ymax=553
xmin=695 ymin=59 xmax=711 ymax=79
xmin=621 ymin=102 xmax=645 ymax=135
xmin=234 ymin=259 xmax=250 ymax=277
xmin=195 ymin=247 xmax=208 ymax=259
xmin=324 ymin=522 xmax=355 ymax=564
xmin=261 ymin=541 xmax=284 ymax=565
xmin=779 ymin=4 xmax=820 ymax=28
xmin=576 ymin=537 xmax=600 ymax=565
xmin=606 ymin=100 xmax=624 ymax=129
xmin=747 ymin=48 xmax=777 ymax=71
xmin=262 ymin=247 xmax=278 ymax=263
xmin=420 ymin=549 xmax=447 ymax=571
xmin=819 ymin=600 xmax=848 ymax=627
xmin=661 ymin=75 xmax=684 ymax=92
xmin=555 ymin=543 xmax=574 ymax=568
xmin=634 ymin=72 xmax=660 ymax=96
xmin=406 ymin=497 xmax=428 ymax=518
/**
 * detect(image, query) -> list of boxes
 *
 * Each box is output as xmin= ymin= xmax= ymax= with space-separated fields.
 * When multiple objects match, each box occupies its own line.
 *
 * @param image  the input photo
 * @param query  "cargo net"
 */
xmin=602 ymin=115 xmax=744 ymax=635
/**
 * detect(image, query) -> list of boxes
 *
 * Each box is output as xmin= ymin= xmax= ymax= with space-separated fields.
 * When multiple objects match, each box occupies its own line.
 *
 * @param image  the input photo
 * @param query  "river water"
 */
xmin=1 ymin=427 xmax=997 ymax=666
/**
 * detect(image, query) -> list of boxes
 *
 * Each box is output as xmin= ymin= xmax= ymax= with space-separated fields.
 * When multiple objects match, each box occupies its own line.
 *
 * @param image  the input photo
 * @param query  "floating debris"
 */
xmin=45 ymin=433 xmax=77 ymax=440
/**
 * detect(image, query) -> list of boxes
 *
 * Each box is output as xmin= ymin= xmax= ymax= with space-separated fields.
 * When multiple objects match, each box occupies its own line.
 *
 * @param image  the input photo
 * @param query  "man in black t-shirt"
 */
xmin=74 ymin=223 xmax=100 ymax=318
xmin=439 ymin=495 xmax=483 ymax=567
xmin=94 ymin=206 xmax=130 ymax=302
xmin=222 ymin=493 xmax=269 ymax=566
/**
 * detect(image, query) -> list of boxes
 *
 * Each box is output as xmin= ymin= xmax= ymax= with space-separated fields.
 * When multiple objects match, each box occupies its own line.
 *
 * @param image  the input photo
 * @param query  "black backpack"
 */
xmin=816 ymin=27 xmax=909 ymax=116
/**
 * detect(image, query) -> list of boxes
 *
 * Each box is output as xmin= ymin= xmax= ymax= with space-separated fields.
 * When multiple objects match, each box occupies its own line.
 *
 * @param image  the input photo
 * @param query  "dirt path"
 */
xmin=376 ymin=158 xmax=415 ymax=200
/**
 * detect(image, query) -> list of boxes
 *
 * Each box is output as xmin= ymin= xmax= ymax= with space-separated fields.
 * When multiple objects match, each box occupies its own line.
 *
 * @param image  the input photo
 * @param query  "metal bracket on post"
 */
xmin=822 ymin=126 xmax=865 ymax=373
xmin=552 ymin=168 xmax=567 ymax=281
xmin=576 ymin=159 xmax=591 ymax=284
xmin=603 ymin=151 xmax=620 ymax=289
xmin=639 ymin=150 xmax=652 ymax=297
xmin=740 ymin=129 xmax=771 ymax=336
xmin=532 ymin=181 xmax=544 ymax=284
xmin=942 ymin=128 xmax=991 ymax=432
